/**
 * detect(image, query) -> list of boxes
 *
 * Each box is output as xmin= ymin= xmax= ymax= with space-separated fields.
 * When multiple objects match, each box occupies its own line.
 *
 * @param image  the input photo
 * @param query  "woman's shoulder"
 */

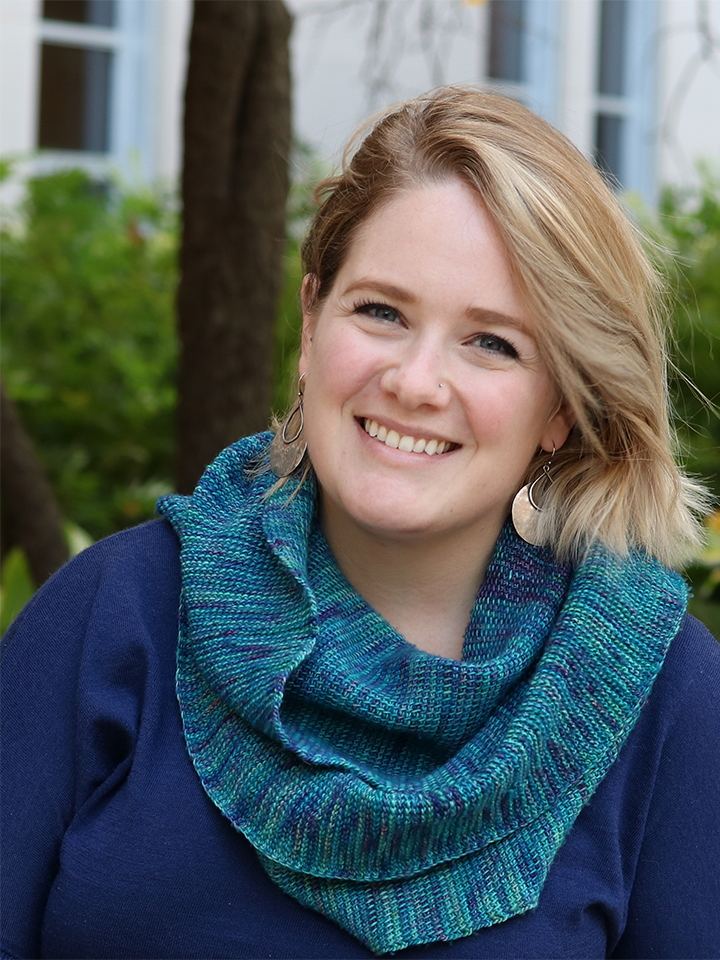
xmin=671 ymin=609 xmax=718 ymax=651
xmin=651 ymin=613 xmax=720 ymax=721
xmin=63 ymin=516 xmax=181 ymax=583
xmin=1 ymin=518 xmax=181 ymax=664
xmin=590 ymin=611 xmax=719 ymax=826
xmin=624 ymin=612 xmax=720 ymax=774
xmin=618 ymin=610 xmax=720 ymax=816
xmin=605 ymin=622 xmax=720 ymax=958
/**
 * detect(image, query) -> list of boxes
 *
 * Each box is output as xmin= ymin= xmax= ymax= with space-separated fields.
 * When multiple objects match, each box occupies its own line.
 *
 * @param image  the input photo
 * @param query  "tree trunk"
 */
xmin=176 ymin=0 xmax=292 ymax=493
xmin=1 ymin=381 xmax=69 ymax=587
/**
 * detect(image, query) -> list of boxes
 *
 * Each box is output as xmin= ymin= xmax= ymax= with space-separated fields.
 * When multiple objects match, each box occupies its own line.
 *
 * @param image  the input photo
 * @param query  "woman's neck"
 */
xmin=320 ymin=502 xmax=500 ymax=661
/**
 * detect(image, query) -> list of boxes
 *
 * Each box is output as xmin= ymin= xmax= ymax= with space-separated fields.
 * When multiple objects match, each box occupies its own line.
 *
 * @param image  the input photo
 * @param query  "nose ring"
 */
xmin=438 ymin=382 xmax=444 ymax=388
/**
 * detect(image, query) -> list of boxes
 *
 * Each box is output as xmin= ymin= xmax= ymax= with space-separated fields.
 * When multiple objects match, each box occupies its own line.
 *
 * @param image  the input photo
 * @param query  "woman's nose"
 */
xmin=379 ymin=342 xmax=450 ymax=409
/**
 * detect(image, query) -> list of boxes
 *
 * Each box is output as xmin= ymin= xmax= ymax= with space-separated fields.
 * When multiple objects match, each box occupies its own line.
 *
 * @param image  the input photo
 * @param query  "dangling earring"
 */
xmin=512 ymin=445 xmax=555 ymax=546
xmin=270 ymin=374 xmax=308 ymax=478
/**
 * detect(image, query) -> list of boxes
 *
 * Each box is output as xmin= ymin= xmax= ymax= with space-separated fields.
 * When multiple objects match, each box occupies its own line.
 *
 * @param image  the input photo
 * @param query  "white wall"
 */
xmin=152 ymin=0 xmax=191 ymax=183
xmin=288 ymin=0 xmax=485 ymax=166
xmin=289 ymin=0 xmax=720 ymax=190
xmin=658 ymin=0 xmax=720 ymax=188
xmin=0 ymin=0 xmax=40 ymax=205
xmin=0 ymin=0 xmax=41 ymax=156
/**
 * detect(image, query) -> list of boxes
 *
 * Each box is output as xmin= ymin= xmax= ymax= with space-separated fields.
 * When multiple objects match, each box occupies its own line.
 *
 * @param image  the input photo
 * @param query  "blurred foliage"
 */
xmin=646 ymin=169 xmax=720 ymax=636
xmin=684 ymin=510 xmax=720 ymax=638
xmin=272 ymin=144 xmax=324 ymax=414
xmin=1 ymin=168 xmax=178 ymax=540
xmin=273 ymin=237 xmax=304 ymax=414
xmin=656 ymin=169 xmax=720 ymax=501
xmin=1 ymin=160 xmax=318 ymax=545
xmin=0 ymin=548 xmax=32 ymax=636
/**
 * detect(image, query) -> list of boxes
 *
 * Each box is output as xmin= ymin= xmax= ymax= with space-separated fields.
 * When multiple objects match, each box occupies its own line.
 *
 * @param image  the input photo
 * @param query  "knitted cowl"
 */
xmin=157 ymin=433 xmax=687 ymax=955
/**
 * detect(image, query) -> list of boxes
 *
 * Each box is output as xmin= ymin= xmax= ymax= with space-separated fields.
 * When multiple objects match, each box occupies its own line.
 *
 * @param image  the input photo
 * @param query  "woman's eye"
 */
xmin=471 ymin=333 xmax=518 ymax=358
xmin=356 ymin=302 xmax=401 ymax=324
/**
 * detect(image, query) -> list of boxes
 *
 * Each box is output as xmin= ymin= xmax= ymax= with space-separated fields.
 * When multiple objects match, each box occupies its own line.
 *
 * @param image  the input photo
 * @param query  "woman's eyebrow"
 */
xmin=341 ymin=279 xmax=418 ymax=304
xmin=465 ymin=306 xmax=531 ymax=334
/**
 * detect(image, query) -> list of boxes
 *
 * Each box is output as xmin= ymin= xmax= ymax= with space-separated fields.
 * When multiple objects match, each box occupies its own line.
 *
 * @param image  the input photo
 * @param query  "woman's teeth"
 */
xmin=363 ymin=419 xmax=452 ymax=455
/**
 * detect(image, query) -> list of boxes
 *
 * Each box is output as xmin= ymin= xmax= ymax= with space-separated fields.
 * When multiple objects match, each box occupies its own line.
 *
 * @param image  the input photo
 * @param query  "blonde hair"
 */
xmin=293 ymin=86 xmax=708 ymax=566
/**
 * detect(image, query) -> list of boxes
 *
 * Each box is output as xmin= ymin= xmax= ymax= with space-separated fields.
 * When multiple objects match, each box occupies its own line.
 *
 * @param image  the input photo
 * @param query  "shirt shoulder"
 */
xmin=609 ymin=613 xmax=720 ymax=958
xmin=1 ymin=519 xmax=182 ymax=728
xmin=648 ymin=612 xmax=720 ymax=732
xmin=2 ymin=518 xmax=181 ymax=650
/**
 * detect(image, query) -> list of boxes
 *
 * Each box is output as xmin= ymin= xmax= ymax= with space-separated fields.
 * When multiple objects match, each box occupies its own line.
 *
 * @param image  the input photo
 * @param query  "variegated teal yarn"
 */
xmin=157 ymin=433 xmax=687 ymax=956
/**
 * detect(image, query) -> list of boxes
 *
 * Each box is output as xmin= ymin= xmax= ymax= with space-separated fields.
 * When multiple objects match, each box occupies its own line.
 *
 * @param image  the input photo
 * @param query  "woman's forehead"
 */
xmin=330 ymin=182 xmax=531 ymax=322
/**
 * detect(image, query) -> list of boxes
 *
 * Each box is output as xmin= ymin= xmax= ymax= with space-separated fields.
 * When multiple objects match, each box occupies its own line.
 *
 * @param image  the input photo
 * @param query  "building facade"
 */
xmin=1 ymin=0 xmax=718 ymax=203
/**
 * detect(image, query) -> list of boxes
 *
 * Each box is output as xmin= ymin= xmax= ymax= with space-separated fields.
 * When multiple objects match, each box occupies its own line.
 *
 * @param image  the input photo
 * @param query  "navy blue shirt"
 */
xmin=2 ymin=520 xmax=720 ymax=959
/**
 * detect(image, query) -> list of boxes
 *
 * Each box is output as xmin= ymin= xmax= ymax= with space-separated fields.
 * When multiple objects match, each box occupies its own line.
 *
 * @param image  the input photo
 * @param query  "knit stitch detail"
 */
xmin=157 ymin=434 xmax=687 ymax=955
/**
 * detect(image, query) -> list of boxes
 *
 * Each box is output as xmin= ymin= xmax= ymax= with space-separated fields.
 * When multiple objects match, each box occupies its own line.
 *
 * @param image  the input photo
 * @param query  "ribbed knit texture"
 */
xmin=157 ymin=434 xmax=687 ymax=955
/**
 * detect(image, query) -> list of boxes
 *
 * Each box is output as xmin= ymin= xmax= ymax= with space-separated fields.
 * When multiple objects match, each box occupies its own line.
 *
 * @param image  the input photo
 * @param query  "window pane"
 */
xmin=595 ymin=113 xmax=624 ymax=183
xmin=38 ymin=43 xmax=111 ymax=152
xmin=489 ymin=0 xmax=525 ymax=83
xmin=83 ymin=48 xmax=112 ymax=151
xmin=42 ymin=0 xmax=115 ymax=27
xmin=597 ymin=0 xmax=627 ymax=96
xmin=38 ymin=44 xmax=83 ymax=149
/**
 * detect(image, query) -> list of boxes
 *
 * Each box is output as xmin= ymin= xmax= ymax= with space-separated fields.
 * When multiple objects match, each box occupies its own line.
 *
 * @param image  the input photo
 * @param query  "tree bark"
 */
xmin=1 ymin=381 xmax=69 ymax=586
xmin=176 ymin=0 xmax=292 ymax=493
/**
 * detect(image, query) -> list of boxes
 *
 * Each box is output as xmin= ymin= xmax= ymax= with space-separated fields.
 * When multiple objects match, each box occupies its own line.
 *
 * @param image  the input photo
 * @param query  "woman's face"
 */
xmin=299 ymin=180 xmax=572 ymax=551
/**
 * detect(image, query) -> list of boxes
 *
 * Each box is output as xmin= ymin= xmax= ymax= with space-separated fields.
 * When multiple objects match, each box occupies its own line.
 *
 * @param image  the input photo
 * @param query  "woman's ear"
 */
xmin=299 ymin=274 xmax=319 ymax=375
xmin=542 ymin=399 xmax=575 ymax=454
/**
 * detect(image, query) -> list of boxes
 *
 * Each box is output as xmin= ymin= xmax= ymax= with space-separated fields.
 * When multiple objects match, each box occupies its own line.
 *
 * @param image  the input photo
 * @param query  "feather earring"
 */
xmin=270 ymin=374 xmax=308 ymax=477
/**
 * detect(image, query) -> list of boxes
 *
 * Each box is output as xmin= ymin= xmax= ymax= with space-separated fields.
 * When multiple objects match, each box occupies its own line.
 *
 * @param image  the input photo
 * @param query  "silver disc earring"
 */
xmin=511 ymin=445 xmax=555 ymax=546
xmin=270 ymin=374 xmax=308 ymax=478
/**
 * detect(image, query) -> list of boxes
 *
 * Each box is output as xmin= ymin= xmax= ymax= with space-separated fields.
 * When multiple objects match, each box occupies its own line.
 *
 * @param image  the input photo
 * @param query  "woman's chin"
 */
xmin=321 ymin=486 xmax=457 ymax=545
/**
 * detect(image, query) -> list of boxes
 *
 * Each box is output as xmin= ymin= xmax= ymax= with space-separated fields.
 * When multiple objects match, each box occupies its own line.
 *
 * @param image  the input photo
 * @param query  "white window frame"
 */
xmin=593 ymin=0 xmax=658 ymax=204
xmin=34 ymin=0 xmax=158 ymax=181
xmin=482 ymin=0 xmax=561 ymax=125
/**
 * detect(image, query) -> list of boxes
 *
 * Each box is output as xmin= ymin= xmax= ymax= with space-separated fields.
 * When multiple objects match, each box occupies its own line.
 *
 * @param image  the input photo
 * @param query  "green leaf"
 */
xmin=0 ymin=548 xmax=34 ymax=636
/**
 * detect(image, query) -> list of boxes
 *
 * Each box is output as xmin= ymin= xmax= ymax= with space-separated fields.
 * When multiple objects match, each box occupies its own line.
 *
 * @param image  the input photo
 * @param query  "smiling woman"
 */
xmin=3 ymin=88 xmax=720 ymax=960
xmin=297 ymin=182 xmax=571 ymax=657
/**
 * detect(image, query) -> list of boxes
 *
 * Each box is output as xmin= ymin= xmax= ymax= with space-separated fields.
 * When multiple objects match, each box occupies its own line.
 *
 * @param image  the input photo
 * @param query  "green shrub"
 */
xmin=1 ymin=169 xmax=178 ymax=540
xmin=657 ymin=170 xmax=720 ymax=500
xmin=273 ymin=237 xmax=304 ymax=415
xmin=272 ymin=146 xmax=324 ymax=414
xmin=1 ymin=164 xmax=314 ymax=546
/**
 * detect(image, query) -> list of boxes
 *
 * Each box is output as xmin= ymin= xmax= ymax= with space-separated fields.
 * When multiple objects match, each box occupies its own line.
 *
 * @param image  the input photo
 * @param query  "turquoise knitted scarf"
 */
xmin=157 ymin=434 xmax=687 ymax=955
